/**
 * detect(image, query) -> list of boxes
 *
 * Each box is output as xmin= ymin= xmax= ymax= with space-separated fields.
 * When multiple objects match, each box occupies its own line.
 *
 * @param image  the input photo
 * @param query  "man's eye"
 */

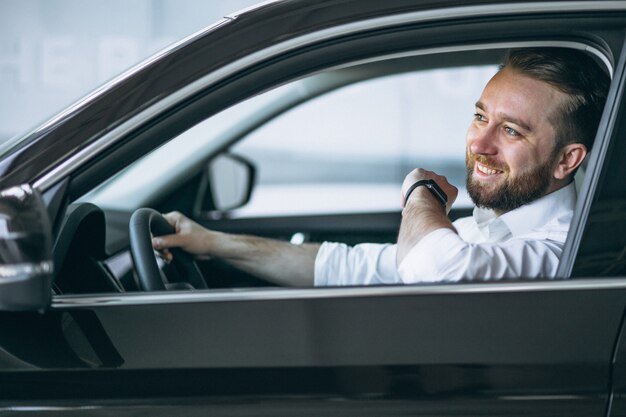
xmin=504 ymin=126 xmax=520 ymax=136
xmin=474 ymin=113 xmax=486 ymax=122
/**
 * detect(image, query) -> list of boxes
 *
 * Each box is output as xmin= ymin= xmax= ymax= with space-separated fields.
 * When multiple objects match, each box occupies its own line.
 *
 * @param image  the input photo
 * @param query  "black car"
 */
xmin=1 ymin=0 xmax=626 ymax=415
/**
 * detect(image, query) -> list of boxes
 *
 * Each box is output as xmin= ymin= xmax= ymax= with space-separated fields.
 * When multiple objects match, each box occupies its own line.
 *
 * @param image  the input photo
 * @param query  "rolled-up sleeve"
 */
xmin=398 ymin=229 xmax=565 ymax=282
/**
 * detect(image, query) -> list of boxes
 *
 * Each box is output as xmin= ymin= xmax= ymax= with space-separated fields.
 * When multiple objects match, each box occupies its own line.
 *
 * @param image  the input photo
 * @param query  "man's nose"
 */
xmin=468 ymin=124 xmax=498 ymax=155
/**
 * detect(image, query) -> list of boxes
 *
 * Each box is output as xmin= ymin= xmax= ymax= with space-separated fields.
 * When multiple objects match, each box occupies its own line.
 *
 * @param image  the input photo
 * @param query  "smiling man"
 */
xmin=389 ymin=48 xmax=609 ymax=283
xmin=153 ymin=48 xmax=610 ymax=286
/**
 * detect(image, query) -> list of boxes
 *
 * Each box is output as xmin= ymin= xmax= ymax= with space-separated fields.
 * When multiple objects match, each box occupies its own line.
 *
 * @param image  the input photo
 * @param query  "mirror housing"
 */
xmin=194 ymin=154 xmax=256 ymax=216
xmin=0 ymin=185 xmax=53 ymax=311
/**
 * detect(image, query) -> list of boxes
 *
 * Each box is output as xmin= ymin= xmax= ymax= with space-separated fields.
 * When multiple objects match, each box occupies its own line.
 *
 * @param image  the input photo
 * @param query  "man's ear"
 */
xmin=553 ymin=143 xmax=587 ymax=180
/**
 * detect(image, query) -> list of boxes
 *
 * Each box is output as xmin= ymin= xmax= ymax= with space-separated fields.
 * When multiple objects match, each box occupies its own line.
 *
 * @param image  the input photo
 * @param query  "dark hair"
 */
xmin=500 ymin=47 xmax=610 ymax=152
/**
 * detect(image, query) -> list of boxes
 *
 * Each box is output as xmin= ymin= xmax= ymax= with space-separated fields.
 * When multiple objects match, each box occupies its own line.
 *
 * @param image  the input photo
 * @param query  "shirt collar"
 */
xmin=471 ymin=181 xmax=577 ymax=239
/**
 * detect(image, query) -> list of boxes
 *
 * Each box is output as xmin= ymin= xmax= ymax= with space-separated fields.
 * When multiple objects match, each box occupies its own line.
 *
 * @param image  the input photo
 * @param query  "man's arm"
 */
xmin=151 ymin=211 xmax=319 ymax=287
xmin=396 ymin=169 xmax=458 ymax=265
xmin=397 ymin=229 xmax=565 ymax=282
xmin=396 ymin=169 xmax=568 ymax=282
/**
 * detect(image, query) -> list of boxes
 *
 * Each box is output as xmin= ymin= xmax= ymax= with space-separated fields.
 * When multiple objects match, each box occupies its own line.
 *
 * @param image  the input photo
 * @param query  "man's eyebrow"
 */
xmin=475 ymin=101 xmax=532 ymax=132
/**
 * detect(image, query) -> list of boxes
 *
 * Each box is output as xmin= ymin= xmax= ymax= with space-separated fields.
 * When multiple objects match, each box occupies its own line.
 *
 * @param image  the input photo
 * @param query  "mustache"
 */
xmin=467 ymin=153 xmax=508 ymax=172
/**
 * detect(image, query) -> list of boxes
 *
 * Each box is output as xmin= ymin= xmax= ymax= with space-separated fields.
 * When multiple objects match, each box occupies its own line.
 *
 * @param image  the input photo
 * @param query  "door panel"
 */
xmin=0 ymin=283 xmax=621 ymax=416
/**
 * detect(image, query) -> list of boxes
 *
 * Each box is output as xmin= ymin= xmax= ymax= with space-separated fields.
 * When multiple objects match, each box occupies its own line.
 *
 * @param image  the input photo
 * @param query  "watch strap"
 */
xmin=404 ymin=179 xmax=448 ymax=207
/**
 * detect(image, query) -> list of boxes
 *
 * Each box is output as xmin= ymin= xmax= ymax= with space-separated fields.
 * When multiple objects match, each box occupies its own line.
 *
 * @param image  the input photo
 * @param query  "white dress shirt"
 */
xmin=314 ymin=182 xmax=577 ymax=286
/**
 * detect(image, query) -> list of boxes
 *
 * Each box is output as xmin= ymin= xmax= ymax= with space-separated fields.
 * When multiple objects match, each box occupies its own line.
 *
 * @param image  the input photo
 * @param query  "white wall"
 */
xmin=0 ymin=0 xmax=261 ymax=141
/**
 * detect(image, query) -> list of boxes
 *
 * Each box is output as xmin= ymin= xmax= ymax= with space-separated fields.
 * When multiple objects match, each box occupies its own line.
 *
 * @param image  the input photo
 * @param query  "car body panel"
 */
xmin=1 ymin=280 xmax=625 ymax=416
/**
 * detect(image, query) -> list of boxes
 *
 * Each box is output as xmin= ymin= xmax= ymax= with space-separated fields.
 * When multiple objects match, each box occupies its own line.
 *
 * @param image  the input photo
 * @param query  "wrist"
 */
xmin=402 ymin=193 xmax=444 ymax=218
xmin=404 ymin=179 xmax=448 ymax=208
xmin=202 ymin=229 xmax=227 ymax=257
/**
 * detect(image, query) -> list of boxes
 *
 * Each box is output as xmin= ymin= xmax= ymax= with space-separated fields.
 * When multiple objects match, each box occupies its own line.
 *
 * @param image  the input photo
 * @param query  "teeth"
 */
xmin=477 ymin=163 xmax=499 ymax=175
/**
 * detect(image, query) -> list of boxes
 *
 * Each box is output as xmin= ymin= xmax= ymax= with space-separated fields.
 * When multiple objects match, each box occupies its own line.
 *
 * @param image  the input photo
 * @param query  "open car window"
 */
xmin=233 ymin=66 xmax=496 ymax=217
xmin=73 ymin=51 xmax=501 ymax=295
xmin=85 ymin=60 xmax=497 ymax=218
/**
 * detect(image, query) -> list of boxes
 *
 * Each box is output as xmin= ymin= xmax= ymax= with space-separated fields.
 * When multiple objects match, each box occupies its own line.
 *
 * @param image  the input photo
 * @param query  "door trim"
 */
xmin=52 ymin=277 xmax=626 ymax=309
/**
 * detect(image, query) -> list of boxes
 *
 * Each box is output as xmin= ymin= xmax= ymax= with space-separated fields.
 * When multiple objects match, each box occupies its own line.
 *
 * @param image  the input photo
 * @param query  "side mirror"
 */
xmin=0 ymin=185 xmax=53 ymax=311
xmin=194 ymin=154 xmax=256 ymax=216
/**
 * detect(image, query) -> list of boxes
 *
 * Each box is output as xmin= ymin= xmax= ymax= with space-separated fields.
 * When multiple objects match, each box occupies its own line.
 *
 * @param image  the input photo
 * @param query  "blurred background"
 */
xmin=0 ymin=0 xmax=261 ymax=142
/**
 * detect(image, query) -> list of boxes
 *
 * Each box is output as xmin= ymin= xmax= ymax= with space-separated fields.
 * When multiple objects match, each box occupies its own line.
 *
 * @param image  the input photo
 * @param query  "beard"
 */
xmin=465 ymin=150 xmax=557 ymax=213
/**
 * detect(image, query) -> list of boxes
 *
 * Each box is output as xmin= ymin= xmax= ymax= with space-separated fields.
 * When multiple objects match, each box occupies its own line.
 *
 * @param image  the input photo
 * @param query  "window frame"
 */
xmin=41 ymin=9 xmax=623 ymax=305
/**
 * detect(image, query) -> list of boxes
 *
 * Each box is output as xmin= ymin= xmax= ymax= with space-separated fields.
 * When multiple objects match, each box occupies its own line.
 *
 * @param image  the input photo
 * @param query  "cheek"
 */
xmin=505 ymin=148 xmax=538 ymax=174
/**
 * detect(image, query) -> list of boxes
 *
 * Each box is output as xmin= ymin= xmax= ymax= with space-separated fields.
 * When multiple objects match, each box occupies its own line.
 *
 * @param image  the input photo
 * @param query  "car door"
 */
xmin=2 ymin=3 xmax=626 ymax=416
xmin=2 ymin=50 xmax=625 ymax=417
xmin=2 ymin=277 xmax=625 ymax=415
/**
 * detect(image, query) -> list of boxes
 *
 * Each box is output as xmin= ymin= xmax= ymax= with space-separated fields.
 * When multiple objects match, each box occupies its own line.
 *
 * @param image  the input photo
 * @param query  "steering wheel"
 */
xmin=129 ymin=208 xmax=207 ymax=291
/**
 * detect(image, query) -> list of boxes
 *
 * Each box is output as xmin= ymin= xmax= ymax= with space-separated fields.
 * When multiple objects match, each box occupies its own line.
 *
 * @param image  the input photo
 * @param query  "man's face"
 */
xmin=465 ymin=67 xmax=568 ymax=213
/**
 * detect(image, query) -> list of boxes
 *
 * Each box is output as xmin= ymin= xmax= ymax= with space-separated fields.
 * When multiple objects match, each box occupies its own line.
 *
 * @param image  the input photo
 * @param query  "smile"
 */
xmin=476 ymin=162 xmax=503 ymax=176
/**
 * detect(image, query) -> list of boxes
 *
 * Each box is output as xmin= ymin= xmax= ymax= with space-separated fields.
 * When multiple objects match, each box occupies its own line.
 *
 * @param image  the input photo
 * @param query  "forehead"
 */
xmin=479 ymin=67 xmax=567 ymax=132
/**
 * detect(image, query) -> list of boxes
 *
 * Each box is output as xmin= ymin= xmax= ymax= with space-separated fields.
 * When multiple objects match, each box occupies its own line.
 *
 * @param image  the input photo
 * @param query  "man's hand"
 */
xmin=397 ymin=169 xmax=458 ymax=266
xmin=151 ymin=211 xmax=319 ymax=287
xmin=400 ymin=168 xmax=458 ymax=213
xmin=152 ymin=211 xmax=216 ymax=262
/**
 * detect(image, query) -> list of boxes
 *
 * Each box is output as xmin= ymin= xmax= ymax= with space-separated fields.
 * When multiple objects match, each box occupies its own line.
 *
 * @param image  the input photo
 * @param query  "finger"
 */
xmin=152 ymin=233 xmax=185 ymax=250
xmin=402 ymin=168 xmax=436 ymax=194
xmin=154 ymin=248 xmax=173 ymax=264
xmin=163 ymin=211 xmax=184 ymax=233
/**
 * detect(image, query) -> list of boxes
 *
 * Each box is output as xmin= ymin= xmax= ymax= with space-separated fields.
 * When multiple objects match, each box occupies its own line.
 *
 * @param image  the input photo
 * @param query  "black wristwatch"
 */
xmin=404 ymin=179 xmax=448 ymax=207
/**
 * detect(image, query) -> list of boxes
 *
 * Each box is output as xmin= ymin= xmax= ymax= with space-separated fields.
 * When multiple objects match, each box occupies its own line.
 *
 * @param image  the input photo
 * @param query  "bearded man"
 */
xmin=152 ymin=48 xmax=610 ymax=286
